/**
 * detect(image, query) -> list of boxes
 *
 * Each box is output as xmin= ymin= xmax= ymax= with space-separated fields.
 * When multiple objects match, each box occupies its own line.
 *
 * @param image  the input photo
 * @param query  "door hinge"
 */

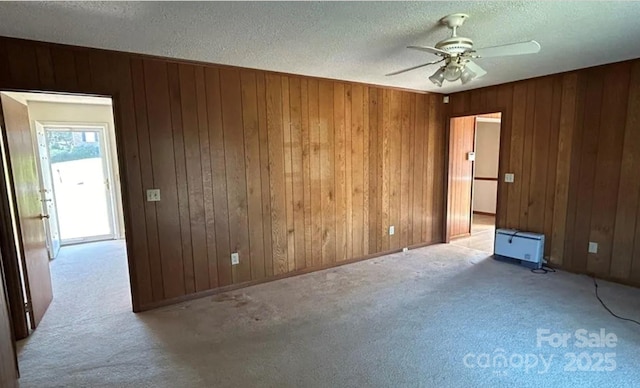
xmin=24 ymin=301 xmax=32 ymax=313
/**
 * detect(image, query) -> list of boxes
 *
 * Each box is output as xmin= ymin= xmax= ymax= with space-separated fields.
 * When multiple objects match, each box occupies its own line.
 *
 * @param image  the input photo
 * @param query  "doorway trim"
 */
xmin=38 ymin=121 xmax=120 ymax=245
xmin=443 ymin=109 xmax=506 ymax=243
xmin=0 ymin=89 xmax=139 ymax=350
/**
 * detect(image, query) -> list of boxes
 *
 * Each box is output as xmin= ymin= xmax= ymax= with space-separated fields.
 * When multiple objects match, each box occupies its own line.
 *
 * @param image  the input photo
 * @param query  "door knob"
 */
xmin=39 ymin=214 xmax=50 ymax=220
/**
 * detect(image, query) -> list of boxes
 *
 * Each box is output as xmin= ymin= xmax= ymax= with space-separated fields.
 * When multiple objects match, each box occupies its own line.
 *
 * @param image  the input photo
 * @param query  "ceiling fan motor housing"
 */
xmin=435 ymin=36 xmax=474 ymax=54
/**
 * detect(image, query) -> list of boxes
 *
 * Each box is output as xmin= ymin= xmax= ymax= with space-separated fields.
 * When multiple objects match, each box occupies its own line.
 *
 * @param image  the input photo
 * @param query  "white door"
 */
xmin=44 ymin=126 xmax=116 ymax=244
xmin=35 ymin=125 xmax=61 ymax=259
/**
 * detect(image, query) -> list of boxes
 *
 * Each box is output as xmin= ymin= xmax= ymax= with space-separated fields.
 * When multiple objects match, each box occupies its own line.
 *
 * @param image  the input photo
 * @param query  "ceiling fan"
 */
xmin=387 ymin=13 xmax=541 ymax=86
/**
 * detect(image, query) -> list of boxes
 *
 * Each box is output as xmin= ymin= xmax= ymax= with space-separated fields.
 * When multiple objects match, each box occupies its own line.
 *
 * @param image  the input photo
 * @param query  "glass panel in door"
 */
xmin=46 ymin=128 xmax=114 ymax=243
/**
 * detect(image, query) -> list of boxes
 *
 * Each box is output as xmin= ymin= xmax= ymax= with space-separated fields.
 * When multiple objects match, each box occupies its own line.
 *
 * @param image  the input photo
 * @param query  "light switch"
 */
xmin=146 ymin=189 xmax=161 ymax=202
xmin=505 ymin=173 xmax=515 ymax=183
xmin=467 ymin=151 xmax=475 ymax=161
xmin=588 ymin=242 xmax=598 ymax=254
xmin=389 ymin=226 xmax=395 ymax=236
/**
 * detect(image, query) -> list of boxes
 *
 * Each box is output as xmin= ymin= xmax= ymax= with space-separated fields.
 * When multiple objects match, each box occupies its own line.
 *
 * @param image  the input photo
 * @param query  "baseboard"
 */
xmin=138 ymin=240 xmax=441 ymax=312
xmin=544 ymin=262 xmax=640 ymax=289
xmin=473 ymin=211 xmax=496 ymax=216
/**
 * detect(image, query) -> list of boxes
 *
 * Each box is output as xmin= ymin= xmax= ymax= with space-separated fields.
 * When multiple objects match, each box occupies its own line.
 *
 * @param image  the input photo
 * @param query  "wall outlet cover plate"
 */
xmin=146 ymin=189 xmax=161 ymax=202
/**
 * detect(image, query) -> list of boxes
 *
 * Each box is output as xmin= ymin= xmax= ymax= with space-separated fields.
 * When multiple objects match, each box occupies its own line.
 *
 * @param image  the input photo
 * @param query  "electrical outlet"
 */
xmin=231 ymin=252 xmax=239 ymax=265
xmin=146 ymin=189 xmax=161 ymax=202
xmin=389 ymin=226 xmax=395 ymax=236
xmin=505 ymin=173 xmax=515 ymax=183
xmin=402 ymin=247 xmax=408 ymax=253
xmin=588 ymin=242 xmax=598 ymax=254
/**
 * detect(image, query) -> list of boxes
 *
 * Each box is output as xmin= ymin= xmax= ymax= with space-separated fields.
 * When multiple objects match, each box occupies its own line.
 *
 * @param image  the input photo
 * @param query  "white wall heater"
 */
xmin=494 ymin=229 xmax=545 ymax=269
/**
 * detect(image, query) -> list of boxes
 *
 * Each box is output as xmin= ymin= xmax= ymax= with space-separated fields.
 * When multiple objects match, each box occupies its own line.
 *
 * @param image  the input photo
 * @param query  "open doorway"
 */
xmin=447 ymin=112 xmax=502 ymax=253
xmin=0 ymin=91 xmax=129 ymax=342
xmin=40 ymin=124 xmax=118 ymax=248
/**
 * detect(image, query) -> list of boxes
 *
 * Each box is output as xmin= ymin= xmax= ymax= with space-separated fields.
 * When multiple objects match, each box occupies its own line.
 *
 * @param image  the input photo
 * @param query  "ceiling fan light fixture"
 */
xmin=386 ymin=13 xmax=542 ymax=88
xmin=429 ymin=67 xmax=445 ymax=87
xmin=460 ymin=66 xmax=477 ymax=84
xmin=443 ymin=64 xmax=462 ymax=81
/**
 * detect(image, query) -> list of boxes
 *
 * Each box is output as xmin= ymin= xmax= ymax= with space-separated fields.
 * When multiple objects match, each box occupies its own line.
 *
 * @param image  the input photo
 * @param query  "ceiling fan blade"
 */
xmin=407 ymin=45 xmax=450 ymax=57
xmin=465 ymin=60 xmax=487 ymax=78
xmin=472 ymin=40 xmax=541 ymax=58
xmin=385 ymin=59 xmax=444 ymax=76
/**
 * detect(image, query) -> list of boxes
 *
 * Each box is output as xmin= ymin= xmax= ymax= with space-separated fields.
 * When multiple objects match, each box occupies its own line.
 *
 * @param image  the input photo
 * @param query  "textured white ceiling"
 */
xmin=0 ymin=1 xmax=639 ymax=93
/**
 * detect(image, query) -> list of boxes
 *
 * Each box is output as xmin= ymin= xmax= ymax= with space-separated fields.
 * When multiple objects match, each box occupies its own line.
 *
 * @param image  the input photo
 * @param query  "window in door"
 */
xmin=44 ymin=126 xmax=116 ymax=244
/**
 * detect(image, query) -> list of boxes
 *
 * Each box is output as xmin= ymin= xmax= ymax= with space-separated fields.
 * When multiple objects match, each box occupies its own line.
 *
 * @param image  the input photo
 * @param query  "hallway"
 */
xmin=17 ymin=240 xmax=133 ymax=375
xmin=449 ymin=214 xmax=495 ymax=253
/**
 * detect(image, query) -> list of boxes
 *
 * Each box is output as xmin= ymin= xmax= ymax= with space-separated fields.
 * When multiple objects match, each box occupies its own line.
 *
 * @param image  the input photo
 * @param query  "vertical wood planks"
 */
xmin=388 ymin=91 xmax=402 ymax=250
xmin=399 ymin=93 xmax=411 ymax=247
xmin=256 ymin=72 xmax=274 ymax=278
xmin=265 ymin=75 xmax=288 ymax=275
xmin=611 ymin=62 xmax=640 ymax=280
xmin=282 ymin=76 xmax=295 ymax=272
xmin=300 ymin=78 xmax=312 ymax=269
xmin=0 ymin=36 xmax=455 ymax=310
xmin=380 ymin=89 xmax=390 ymax=252
xmin=204 ymin=67 xmax=232 ymax=287
xmin=351 ymin=85 xmax=365 ymax=257
xmin=506 ymin=83 xmax=527 ymax=229
xmin=587 ymin=63 xmax=631 ymax=275
xmin=130 ymin=58 xmax=164 ymax=302
xmin=240 ymin=71 xmax=266 ymax=280
xmin=319 ymin=81 xmax=336 ymax=265
xmin=219 ymin=69 xmax=251 ymax=284
xmin=549 ymin=74 xmax=578 ymax=265
xmin=527 ymin=77 xmax=553 ymax=233
xmin=571 ymin=69 xmax=605 ymax=273
xmin=167 ymin=63 xmax=195 ymax=294
xmin=368 ymin=89 xmax=379 ymax=252
xmin=142 ymin=60 xmax=184 ymax=298
xmin=334 ymin=83 xmax=347 ymax=261
xmin=411 ymin=95 xmax=425 ymax=245
xmin=179 ymin=64 xmax=209 ymax=292
xmin=307 ymin=79 xmax=322 ymax=267
xmin=288 ymin=77 xmax=306 ymax=271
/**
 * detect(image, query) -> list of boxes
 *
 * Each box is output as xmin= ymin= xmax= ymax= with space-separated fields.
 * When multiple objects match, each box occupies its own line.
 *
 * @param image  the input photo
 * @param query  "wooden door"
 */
xmin=1 ymin=94 xmax=53 ymax=329
xmin=0 ymin=128 xmax=28 ymax=340
xmin=447 ymin=116 xmax=476 ymax=240
xmin=0 ymin=251 xmax=18 ymax=388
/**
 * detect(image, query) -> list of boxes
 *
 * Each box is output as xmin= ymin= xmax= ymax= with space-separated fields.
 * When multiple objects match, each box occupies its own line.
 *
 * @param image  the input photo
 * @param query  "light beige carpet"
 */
xmin=17 ymin=240 xmax=640 ymax=387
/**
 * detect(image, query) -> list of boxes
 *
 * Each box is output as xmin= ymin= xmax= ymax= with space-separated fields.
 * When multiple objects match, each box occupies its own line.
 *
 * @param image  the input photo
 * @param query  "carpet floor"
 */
xmin=16 ymin=240 xmax=640 ymax=387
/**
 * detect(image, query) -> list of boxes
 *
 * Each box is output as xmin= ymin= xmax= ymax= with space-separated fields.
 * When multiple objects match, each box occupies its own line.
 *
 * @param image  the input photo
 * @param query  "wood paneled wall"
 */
xmin=449 ymin=59 xmax=640 ymax=286
xmin=0 ymin=37 xmax=445 ymax=310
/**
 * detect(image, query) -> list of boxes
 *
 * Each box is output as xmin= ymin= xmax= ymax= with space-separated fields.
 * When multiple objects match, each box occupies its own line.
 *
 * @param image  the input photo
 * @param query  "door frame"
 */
xmin=443 ymin=109 xmax=506 ymax=243
xmin=0 ymin=88 xmax=139 ymax=353
xmin=38 ymin=122 xmax=119 ymax=245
